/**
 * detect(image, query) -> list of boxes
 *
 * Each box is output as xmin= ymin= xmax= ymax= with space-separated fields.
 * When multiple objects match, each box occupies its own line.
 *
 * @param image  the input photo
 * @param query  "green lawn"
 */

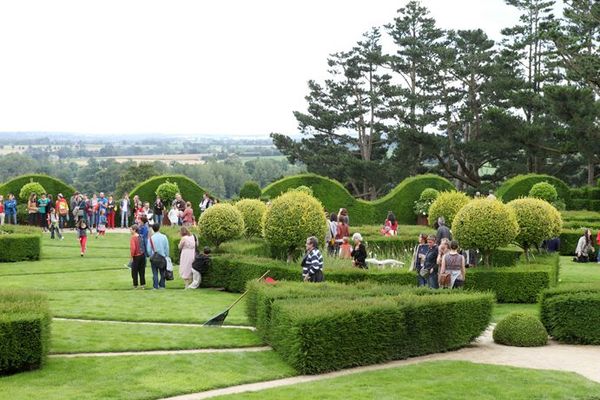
xmin=214 ymin=360 xmax=600 ymax=400
xmin=559 ymin=256 xmax=600 ymax=285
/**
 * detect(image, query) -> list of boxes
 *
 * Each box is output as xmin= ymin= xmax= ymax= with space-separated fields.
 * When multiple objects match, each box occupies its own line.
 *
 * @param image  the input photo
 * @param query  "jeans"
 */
xmin=59 ymin=214 xmax=69 ymax=229
xmin=417 ymin=271 xmax=428 ymax=287
xmin=7 ymin=212 xmax=17 ymax=224
xmin=131 ymin=255 xmax=146 ymax=287
xmin=121 ymin=210 xmax=129 ymax=228
xmin=155 ymin=214 xmax=163 ymax=226
xmin=50 ymin=224 xmax=63 ymax=239
xmin=89 ymin=213 xmax=96 ymax=228
xmin=151 ymin=261 xmax=166 ymax=289
xmin=428 ymin=272 xmax=439 ymax=289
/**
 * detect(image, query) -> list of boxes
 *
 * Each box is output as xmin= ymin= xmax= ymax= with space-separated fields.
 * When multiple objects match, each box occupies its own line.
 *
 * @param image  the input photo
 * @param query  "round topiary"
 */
xmin=263 ymin=190 xmax=326 ymax=260
xmin=198 ymin=203 xmax=245 ymax=248
xmin=428 ymin=191 xmax=470 ymax=227
xmin=529 ymin=182 xmax=558 ymax=203
xmin=452 ymin=199 xmax=519 ymax=266
xmin=507 ymin=198 xmax=563 ymax=254
xmin=420 ymin=188 xmax=440 ymax=202
xmin=19 ymin=182 xmax=46 ymax=202
xmin=289 ymin=185 xmax=314 ymax=196
xmin=235 ymin=199 xmax=267 ymax=238
xmin=239 ymin=181 xmax=262 ymax=199
xmin=155 ymin=181 xmax=180 ymax=206
xmin=413 ymin=188 xmax=440 ymax=216
xmin=493 ymin=312 xmax=548 ymax=347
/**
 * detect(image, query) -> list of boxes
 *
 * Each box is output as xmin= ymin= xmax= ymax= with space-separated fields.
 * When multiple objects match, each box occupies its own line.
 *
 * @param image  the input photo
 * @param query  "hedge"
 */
xmin=539 ymin=286 xmax=600 ymax=344
xmin=496 ymin=174 xmax=571 ymax=207
xmin=0 ymin=174 xmax=76 ymax=200
xmin=559 ymin=229 xmax=596 ymax=256
xmin=261 ymin=174 xmax=455 ymax=225
xmin=569 ymin=186 xmax=600 ymax=210
xmin=0 ymin=226 xmax=42 ymax=262
xmin=0 ymin=290 xmax=51 ymax=375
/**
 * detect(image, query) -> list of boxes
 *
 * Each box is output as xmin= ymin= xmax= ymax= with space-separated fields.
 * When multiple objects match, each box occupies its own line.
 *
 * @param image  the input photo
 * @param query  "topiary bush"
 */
xmin=155 ymin=181 xmax=180 ymax=206
xmin=493 ymin=312 xmax=548 ymax=347
xmin=496 ymin=174 xmax=571 ymax=207
xmin=507 ymin=198 xmax=563 ymax=254
xmin=529 ymin=182 xmax=558 ymax=203
xmin=263 ymin=190 xmax=327 ymax=260
xmin=129 ymin=175 xmax=208 ymax=214
xmin=235 ymin=199 xmax=267 ymax=238
xmin=453 ymin=199 xmax=519 ymax=266
xmin=428 ymin=191 xmax=470 ymax=228
xmin=0 ymin=174 xmax=76 ymax=202
xmin=19 ymin=182 xmax=46 ymax=202
xmin=413 ymin=188 xmax=439 ymax=216
xmin=290 ymin=185 xmax=314 ymax=196
xmin=197 ymin=203 xmax=244 ymax=248
xmin=239 ymin=181 xmax=262 ymax=199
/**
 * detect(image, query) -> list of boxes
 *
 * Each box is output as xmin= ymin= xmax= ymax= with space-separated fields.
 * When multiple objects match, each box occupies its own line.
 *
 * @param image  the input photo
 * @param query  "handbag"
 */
xmin=439 ymin=272 xmax=452 ymax=288
xmin=149 ymin=237 xmax=167 ymax=271
xmin=419 ymin=267 xmax=430 ymax=278
xmin=165 ymin=269 xmax=174 ymax=281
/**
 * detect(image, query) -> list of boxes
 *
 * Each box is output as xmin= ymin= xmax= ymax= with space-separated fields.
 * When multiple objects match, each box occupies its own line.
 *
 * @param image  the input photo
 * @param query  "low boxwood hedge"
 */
xmin=493 ymin=312 xmax=548 ymax=347
xmin=0 ymin=289 xmax=51 ymax=375
xmin=0 ymin=226 xmax=41 ymax=262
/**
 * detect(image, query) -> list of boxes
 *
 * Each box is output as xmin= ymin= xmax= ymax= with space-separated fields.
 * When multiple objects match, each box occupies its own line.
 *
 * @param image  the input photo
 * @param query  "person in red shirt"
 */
xmin=129 ymin=224 xmax=146 ymax=289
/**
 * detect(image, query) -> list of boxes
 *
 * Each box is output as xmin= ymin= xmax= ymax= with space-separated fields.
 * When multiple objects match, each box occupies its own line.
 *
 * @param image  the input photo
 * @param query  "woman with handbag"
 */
xmin=440 ymin=240 xmax=466 ymax=289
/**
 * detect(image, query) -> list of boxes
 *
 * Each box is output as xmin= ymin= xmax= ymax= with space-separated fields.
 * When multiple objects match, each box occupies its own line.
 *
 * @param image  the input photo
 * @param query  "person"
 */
xmin=440 ymin=240 xmax=466 ymax=289
xmin=76 ymin=218 xmax=92 ymax=256
xmin=27 ymin=193 xmax=39 ymax=226
xmin=107 ymin=195 xmax=116 ymax=229
xmin=56 ymin=194 xmax=70 ymax=229
xmin=96 ymin=209 xmax=107 ymax=238
xmin=411 ymin=233 xmax=429 ymax=286
xmin=49 ymin=208 xmax=63 ymax=240
xmin=189 ymin=246 xmax=211 ymax=289
xmin=597 ymin=230 xmax=600 ymax=263
xmin=168 ymin=204 xmax=179 ymax=226
xmin=339 ymin=237 xmax=352 ymax=259
xmin=302 ymin=236 xmax=324 ymax=282
xmin=0 ymin=195 xmax=4 ymax=225
xmin=199 ymin=193 xmax=213 ymax=214
xmin=4 ymin=194 xmax=17 ymax=225
xmin=153 ymin=196 xmax=164 ymax=226
xmin=351 ymin=232 xmax=367 ymax=269
xmin=487 ymin=190 xmax=496 ymax=200
xmin=146 ymin=224 xmax=170 ymax=289
xmin=435 ymin=217 xmax=452 ymax=244
xmin=178 ymin=226 xmax=196 ymax=288
xmin=90 ymin=194 xmax=99 ymax=228
xmin=120 ymin=193 xmax=130 ymax=228
xmin=338 ymin=208 xmax=349 ymax=226
xmin=575 ymin=228 xmax=594 ymax=263
xmin=382 ymin=211 xmax=398 ymax=236
xmin=129 ymin=224 xmax=146 ymax=289
xmin=325 ymin=212 xmax=338 ymax=256
xmin=97 ymin=192 xmax=108 ymax=224
xmin=182 ymin=202 xmax=195 ymax=226
xmin=336 ymin=215 xmax=350 ymax=249
xmin=37 ymin=193 xmax=51 ymax=230
xmin=134 ymin=200 xmax=144 ymax=224
xmin=69 ymin=192 xmax=80 ymax=225
xmin=173 ymin=193 xmax=186 ymax=225
xmin=423 ymin=235 xmax=439 ymax=289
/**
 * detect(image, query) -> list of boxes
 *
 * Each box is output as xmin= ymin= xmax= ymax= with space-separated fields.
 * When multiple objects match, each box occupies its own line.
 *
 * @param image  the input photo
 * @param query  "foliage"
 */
xmin=0 ymin=225 xmax=42 ymax=262
xmin=129 ymin=175 xmax=208 ymax=215
xmin=262 ymin=190 xmax=327 ymax=259
xmin=452 ymin=199 xmax=519 ymax=265
xmin=507 ymin=198 xmax=563 ymax=252
xmin=0 ymin=174 xmax=76 ymax=202
xmin=529 ymin=182 xmax=558 ymax=203
xmin=559 ymin=229 xmax=595 ymax=256
xmin=239 ymin=181 xmax=262 ymax=199
xmin=493 ymin=312 xmax=548 ymax=347
xmin=289 ymin=185 xmax=313 ymax=196
xmin=427 ymin=191 xmax=470 ymax=227
xmin=234 ymin=199 xmax=267 ymax=238
xmin=413 ymin=188 xmax=439 ymax=216
xmin=197 ymin=204 xmax=244 ymax=248
xmin=155 ymin=181 xmax=180 ymax=206
xmin=115 ymin=162 xmax=163 ymax=197
xmin=496 ymin=174 xmax=571 ymax=206
xmin=18 ymin=182 xmax=46 ymax=201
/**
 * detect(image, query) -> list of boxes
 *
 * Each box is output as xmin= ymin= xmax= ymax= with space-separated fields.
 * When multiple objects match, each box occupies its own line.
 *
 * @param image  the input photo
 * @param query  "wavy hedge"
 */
xmin=262 ymin=174 xmax=454 ymax=225
xmin=129 ymin=175 xmax=208 ymax=213
xmin=496 ymin=174 xmax=571 ymax=206
xmin=0 ymin=174 xmax=76 ymax=199
xmin=0 ymin=290 xmax=51 ymax=375
xmin=0 ymin=226 xmax=42 ymax=262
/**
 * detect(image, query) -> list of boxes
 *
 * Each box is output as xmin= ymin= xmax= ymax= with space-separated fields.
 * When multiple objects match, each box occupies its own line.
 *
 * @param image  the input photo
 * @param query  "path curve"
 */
xmin=53 ymin=317 xmax=256 ymax=331
xmin=50 ymin=346 xmax=271 ymax=358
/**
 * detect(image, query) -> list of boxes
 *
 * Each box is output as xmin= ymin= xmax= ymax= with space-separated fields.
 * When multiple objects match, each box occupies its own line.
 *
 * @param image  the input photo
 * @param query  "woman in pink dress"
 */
xmin=178 ymin=226 xmax=196 ymax=288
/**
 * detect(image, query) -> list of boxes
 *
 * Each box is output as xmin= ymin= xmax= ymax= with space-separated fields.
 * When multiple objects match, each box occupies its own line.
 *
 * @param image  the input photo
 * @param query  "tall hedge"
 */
xmin=496 ymin=174 xmax=571 ymax=206
xmin=0 ymin=174 xmax=76 ymax=200
xmin=129 ymin=175 xmax=208 ymax=214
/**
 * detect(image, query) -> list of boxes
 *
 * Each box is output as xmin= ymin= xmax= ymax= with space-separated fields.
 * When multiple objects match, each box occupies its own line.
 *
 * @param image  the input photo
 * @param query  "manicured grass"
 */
xmin=50 ymin=320 xmax=262 ymax=353
xmin=0 ymin=352 xmax=295 ymax=400
xmin=559 ymin=256 xmax=600 ymax=285
xmin=214 ymin=360 xmax=600 ymax=400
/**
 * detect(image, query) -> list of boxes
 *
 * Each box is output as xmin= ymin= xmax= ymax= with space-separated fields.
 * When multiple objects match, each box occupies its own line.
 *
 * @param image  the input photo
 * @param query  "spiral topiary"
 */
xmin=507 ymin=198 xmax=563 ymax=254
xmin=19 ymin=182 xmax=46 ymax=202
xmin=529 ymin=182 xmax=558 ymax=203
xmin=428 ymin=191 xmax=470 ymax=227
xmin=198 ymin=203 xmax=244 ymax=248
xmin=155 ymin=181 xmax=180 ymax=206
xmin=452 ymin=198 xmax=519 ymax=266
xmin=263 ymin=190 xmax=326 ymax=261
xmin=493 ymin=312 xmax=548 ymax=347
xmin=239 ymin=181 xmax=262 ymax=199
xmin=235 ymin=199 xmax=267 ymax=238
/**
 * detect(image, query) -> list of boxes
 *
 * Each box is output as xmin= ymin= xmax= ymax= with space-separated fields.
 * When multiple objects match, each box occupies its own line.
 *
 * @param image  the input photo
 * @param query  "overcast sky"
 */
xmin=0 ymin=0 xmax=531 ymax=137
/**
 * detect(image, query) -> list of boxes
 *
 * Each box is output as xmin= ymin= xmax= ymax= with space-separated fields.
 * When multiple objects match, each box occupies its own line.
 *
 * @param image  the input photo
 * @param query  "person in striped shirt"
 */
xmin=302 ymin=236 xmax=324 ymax=282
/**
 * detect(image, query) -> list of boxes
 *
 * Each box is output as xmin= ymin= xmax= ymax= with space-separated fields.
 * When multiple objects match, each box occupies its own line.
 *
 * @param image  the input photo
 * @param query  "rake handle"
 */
xmin=225 ymin=270 xmax=271 ymax=311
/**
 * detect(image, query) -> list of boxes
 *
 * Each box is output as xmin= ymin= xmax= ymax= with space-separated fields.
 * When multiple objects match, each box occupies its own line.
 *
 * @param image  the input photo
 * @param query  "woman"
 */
xmin=336 ymin=215 xmax=350 ymax=247
xmin=440 ymin=240 xmax=466 ymax=289
xmin=37 ymin=193 xmax=51 ymax=230
xmin=178 ymin=226 xmax=196 ymax=288
xmin=411 ymin=233 xmax=429 ymax=286
xmin=27 ymin=193 xmax=39 ymax=226
xmin=338 ymin=208 xmax=349 ymax=226
xmin=351 ymin=232 xmax=367 ymax=269
xmin=129 ymin=224 xmax=146 ymax=289
xmin=4 ymin=194 xmax=17 ymax=225
xmin=326 ymin=213 xmax=338 ymax=256
xmin=382 ymin=211 xmax=398 ymax=236
xmin=182 ymin=202 xmax=195 ymax=226
xmin=107 ymin=195 xmax=116 ymax=229
xmin=153 ymin=196 xmax=164 ymax=226
xmin=575 ymin=228 xmax=594 ymax=262
xmin=168 ymin=204 xmax=179 ymax=226
xmin=0 ymin=195 xmax=4 ymax=225
xmin=120 ymin=193 xmax=130 ymax=228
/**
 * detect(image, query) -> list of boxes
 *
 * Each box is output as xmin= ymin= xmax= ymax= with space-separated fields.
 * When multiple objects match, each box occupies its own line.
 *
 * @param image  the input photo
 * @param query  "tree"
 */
xmin=197 ymin=204 xmax=244 ymax=248
xmin=115 ymin=163 xmax=161 ymax=196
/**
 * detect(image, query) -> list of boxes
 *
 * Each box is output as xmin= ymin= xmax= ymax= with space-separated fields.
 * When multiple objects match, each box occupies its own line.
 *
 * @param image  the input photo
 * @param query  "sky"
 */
xmin=0 ymin=0 xmax=530 ymax=138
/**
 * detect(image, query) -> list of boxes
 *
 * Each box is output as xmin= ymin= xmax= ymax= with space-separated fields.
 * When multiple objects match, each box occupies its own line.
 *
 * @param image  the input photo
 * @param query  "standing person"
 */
xmin=70 ymin=192 xmax=79 ymax=226
xmin=178 ymin=227 xmax=196 ymax=288
xmin=338 ymin=208 xmax=349 ymax=226
xmin=436 ymin=240 xmax=450 ymax=286
xmin=325 ymin=212 xmax=338 ymax=256
xmin=412 ymin=233 xmax=429 ymax=286
xmin=0 ymin=195 xmax=4 ymax=225
xmin=76 ymin=218 xmax=92 ymax=256
xmin=182 ymin=202 xmax=195 ymax=226
xmin=351 ymin=232 xmax=367 ymax=269
xmin=335 ymin=215 xmax=350 ymax=250
xmin=435 ymin=217 xmax=452 ymax=244
xmin=189 ymin=246 xmax=211 ymax=289
xmin=56 ymin=194 xmax=70 ymax=229
xmin=575 ymin=228 xmax=594 ymax=263
xmin=440 ymin=240 xmax=466 ymax=289
xmin=120 ymin=193 xmax=130 ymax=228
xmin=146 ymin=224 xmax=170 ymax=290
xmin=96 ymin=209 xmax=107 ymax=238
xmin=173 ymin=193 xmax=186 ymax=225
xmin=301 ymin=236 xmax=324 ymax=282
xmin=199 ymin=193 xmax=213 ymax=214
xmin=129 ymin=224 xmax=146 ymax=289
xmin=27 ymin=193 xmax=39 ymax=227
xmin=90 ymin=194 xmax=99 ymax=228
xmin=168 ymin=204 xmax=179 ymax=226
xmin=49 ymin=208 xmax=63 ymax=240
xmin=153 ymin=196 xmax=164 ymax=226
xmin=4 ymin=194 xmax=17 ymax=225
xmin=423 ymin=235 xmax=439 ymax=289
xmin=37 ymin=193 xmax=51 ymax=231
xmin=107 ymin=195 xmax=116 ymax=229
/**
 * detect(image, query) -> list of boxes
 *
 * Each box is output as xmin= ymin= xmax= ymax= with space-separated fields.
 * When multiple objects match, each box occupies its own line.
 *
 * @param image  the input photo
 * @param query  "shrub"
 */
xmin=290 ymin=185 xmax=313 ymax=196
xmin=0 ymin=174 xmax=76 ymax=202
xmin=0 ymin=226 xmax=41 ymax=262
xmin=493 ymin=312 xmax=548 ymax=347
xmin=263 ymin=191 xmax=327 ymax=260
xmin=155 ymin=181 xmax=180 ymax=206
xmin=235 ymin=199 xmax=267 ymax=238
xmin=239 ymin=181 xmax=262 ymax=199
xmin=427 ymin=191 xmax=470 ymax=227
xmin=19 ymin=182 xmax=46 ymax=202
xmin=453 ymin=199 xmax=519 ymax=266
xmin=507 ymin=198 xmax=563 ymax=254
xmin=413 ymin=188 xmax=439 ymax=216
xmin=197 ymin=204 xmax=244 ymax=248
xmin=496 ymin=174 xmax=571 ymax=207
xmin=529 ymin=182 xmax=558 ymax=203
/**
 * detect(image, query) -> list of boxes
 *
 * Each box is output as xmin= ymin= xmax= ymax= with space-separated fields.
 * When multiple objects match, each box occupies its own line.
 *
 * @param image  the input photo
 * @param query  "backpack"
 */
xmin=192 ymin=235 xmax=211 ymax=274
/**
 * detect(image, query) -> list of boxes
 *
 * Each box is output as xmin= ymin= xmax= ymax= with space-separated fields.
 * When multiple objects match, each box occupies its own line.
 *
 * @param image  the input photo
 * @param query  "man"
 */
xmin=199 ymin=193 xmax=213 ymax=214
xmin=56 ymin=193 xmax=70 ymax=229
xmin=435 ymin=217 xmax=452 ymax=245
xmin=302 ymin=236 xmax=324 ymax=282
xmin=120 ymin=193 xmax=130 ymax=228
xmin=146 ymin=224 xmax=170 ymax=289
xmin=423 ymin=235 xmax=439 ymax=289
xmin=173 ymin=193 xmax=186 ymax=226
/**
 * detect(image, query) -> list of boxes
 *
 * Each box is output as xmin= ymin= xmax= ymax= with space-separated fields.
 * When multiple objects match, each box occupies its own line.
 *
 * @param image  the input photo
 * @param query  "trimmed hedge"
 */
xmin=496 ymin=174 xmax=571 ymax=207
xmin=262 ymin=174 xmax=455 ymax=225
xmin=0 ymin=290 xmax=51 ymax=375
xmin=493 ymin=312 xmax=548 ymax=347
xmin=0 ymin=174 xmax=76 ymax=200
xmin=0 ymin=226 xmax=42 ymax=262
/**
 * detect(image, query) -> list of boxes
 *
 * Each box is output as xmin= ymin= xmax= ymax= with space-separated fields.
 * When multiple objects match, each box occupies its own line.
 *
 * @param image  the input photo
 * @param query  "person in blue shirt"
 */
xmin=146 ymin=224 xmax=170 ymax=289
xmin=4 ymin=194 xmax=17 ymax=225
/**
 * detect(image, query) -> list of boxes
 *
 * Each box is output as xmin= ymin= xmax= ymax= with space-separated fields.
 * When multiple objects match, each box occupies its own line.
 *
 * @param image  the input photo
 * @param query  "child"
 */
xmin=188 ymin=246 xmax=211 ymax=289
xmin=168 ymin=205 xmax=179 ymax=226
xmin=76 ymin=218 xmax=92 ymax=256
xmin=49 ymin=208 xmax=63 ymax=240
xmin=96 ymin=209 xmax=107 ymax=238
xmin=339 ymin=237 xmax=352 ymax=259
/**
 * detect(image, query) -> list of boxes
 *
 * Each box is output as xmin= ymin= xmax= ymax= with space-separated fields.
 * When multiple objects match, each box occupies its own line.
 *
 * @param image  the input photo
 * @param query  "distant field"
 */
xmin=66 ymin=154 xmax=286 ymax=165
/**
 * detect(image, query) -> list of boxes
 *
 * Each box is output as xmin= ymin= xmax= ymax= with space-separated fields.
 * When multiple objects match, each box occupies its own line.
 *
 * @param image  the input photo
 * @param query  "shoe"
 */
xmin=80 ymin=252 xmax=84 ymax=257
xmin=61 ymin=237 xmax=64 ymax=240
xmin=140 ymin=286 xmax=145 ymax=290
